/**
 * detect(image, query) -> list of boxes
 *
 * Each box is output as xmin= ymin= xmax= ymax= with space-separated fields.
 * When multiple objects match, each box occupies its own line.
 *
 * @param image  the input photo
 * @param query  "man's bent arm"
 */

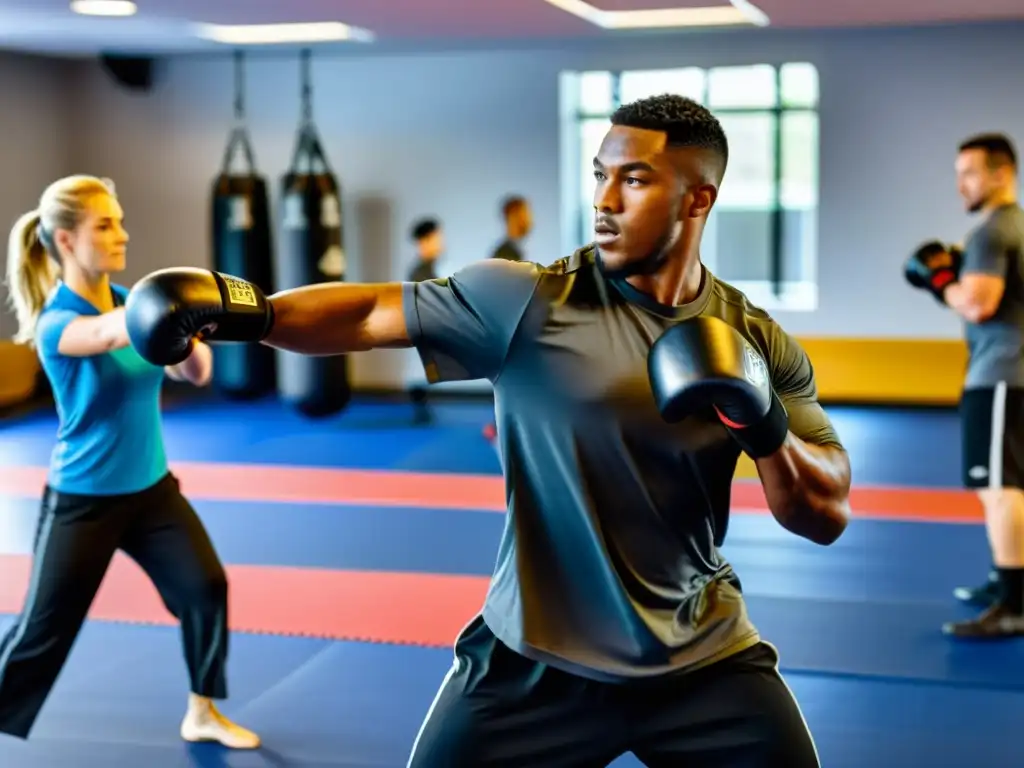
xmin=264 ymin=282 xmax=410 ymax=356
xmin=944 ymin=273 xmax=1005 ymax=323
xmin=756 ymin=437 xmax=851 ymax=546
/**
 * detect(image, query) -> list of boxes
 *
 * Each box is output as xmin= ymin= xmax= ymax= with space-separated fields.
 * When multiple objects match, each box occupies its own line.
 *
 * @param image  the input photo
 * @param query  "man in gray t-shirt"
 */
xmin=905 ymin=132 xmax=1024 ymax=639
xmin=126 ymin=95 xmax=853 ymax=767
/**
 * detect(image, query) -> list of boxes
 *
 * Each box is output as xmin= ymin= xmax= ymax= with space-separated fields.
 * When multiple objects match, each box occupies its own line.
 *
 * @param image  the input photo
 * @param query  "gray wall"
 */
xmin=0 ymin=54 xmax=75 ymax=339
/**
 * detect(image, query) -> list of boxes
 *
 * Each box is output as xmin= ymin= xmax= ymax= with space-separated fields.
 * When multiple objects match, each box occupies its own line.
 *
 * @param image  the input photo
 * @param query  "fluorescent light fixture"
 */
xmin=543 ymin=0 xmax=768 ymax=29
xmin=194 ymin=21 xmax=374 ymax=45
xmin=70 ymin=0 xmax=137 ymax=16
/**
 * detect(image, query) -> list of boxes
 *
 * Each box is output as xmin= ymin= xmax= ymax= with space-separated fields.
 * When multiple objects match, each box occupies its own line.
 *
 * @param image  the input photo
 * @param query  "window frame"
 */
xmin=567 ymin=64 xmax=819 ymax=311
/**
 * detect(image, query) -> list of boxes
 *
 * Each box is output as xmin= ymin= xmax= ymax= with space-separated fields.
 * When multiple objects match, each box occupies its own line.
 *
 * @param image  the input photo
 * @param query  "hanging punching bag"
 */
xmin=210 ymin=52 xmax=276 ymax=399
xmin=274 ymin=51 xmax=351 ymax=417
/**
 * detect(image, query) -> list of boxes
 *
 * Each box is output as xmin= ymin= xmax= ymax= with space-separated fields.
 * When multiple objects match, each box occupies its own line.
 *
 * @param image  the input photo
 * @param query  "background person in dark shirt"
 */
xmin=484 ymin=197 xmax=532 ymax=439
xmin=406 ymin=217 xmax=445 ymax=422
xmin=489 ymin=195 xmax=532 ymax=262
xmin=407 ymin=217 xmax=444 ymax=283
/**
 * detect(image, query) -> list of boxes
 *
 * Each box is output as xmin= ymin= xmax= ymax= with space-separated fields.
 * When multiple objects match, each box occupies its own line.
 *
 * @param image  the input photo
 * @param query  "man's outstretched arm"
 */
xmin=123 ymin=261 xmax=542 ymax=385
xmin=265 ymin=282 xmax=410 ymax=355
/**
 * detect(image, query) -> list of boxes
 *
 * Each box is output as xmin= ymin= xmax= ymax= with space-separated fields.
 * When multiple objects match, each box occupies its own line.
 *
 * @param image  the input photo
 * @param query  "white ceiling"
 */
xmin=0 ymin=0 xmax=1022 ymax=56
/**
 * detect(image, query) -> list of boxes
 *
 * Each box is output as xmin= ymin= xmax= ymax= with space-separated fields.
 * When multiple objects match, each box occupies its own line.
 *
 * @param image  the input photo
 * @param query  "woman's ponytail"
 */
xmin=6 ymin=210 xmax=59 ymax=346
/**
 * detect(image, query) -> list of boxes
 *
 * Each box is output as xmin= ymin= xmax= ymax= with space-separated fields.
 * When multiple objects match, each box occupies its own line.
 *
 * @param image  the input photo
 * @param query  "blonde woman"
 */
xmin=0 ymin=175 xmax=259 ymax=749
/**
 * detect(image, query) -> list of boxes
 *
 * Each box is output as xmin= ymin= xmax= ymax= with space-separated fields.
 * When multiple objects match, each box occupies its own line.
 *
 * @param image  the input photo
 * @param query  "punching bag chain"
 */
xmin=233 ymin=49 xmax=246 ymax=126
xmin=300 ymin=48 xmax=313 ymax=126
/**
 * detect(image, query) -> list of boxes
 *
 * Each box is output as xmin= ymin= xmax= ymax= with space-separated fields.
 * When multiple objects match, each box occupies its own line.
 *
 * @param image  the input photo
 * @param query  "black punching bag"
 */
xmin=275 ymin=53 xmax=350 ymax=416
xmin=209 ymin=54 xmax=276 ymax=399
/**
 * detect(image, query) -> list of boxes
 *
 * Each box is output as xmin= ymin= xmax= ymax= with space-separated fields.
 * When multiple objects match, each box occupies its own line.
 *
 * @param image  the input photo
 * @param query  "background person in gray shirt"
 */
xmin=125 ymin=95 xmax=853 ymax=767
xmin=905 ymin=132 xmax=1024 ymax=639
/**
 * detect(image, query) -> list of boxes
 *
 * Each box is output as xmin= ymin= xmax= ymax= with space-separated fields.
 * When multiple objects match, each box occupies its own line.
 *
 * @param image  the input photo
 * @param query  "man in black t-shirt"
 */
xmin=489 ymin=194 xmax=531 ymax=262
xmin=406 ymin=218 xmax=444 ymax=283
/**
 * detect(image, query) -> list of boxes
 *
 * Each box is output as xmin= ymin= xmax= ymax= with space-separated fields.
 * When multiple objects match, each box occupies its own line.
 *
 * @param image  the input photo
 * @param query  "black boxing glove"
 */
xmin=125 ymin=268 xmax=275 ymax=366
xmin=648 ymin=315 xmax=788 ymax=459
xmin=904 ymin=240 xmax=962 ymax=304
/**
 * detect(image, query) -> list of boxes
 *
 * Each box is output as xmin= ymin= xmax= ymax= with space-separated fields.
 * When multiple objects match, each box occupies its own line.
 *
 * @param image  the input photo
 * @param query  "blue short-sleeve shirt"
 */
xmin=37 ymin=282 xmax=169 ymax=495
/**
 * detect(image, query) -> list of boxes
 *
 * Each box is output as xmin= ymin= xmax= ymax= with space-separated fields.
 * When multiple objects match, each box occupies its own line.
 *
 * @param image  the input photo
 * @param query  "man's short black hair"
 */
xmin=611 ymin=93 xmax=729 ymax=177
xmin=959 ymin=132 xmax=1018 ymax=170
xmin=410 ymin=218 xmax=439 ymax=241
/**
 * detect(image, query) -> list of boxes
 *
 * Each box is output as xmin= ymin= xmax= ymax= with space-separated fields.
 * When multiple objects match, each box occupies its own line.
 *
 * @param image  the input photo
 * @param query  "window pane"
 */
xmin=708 ymin=65 xmax=777 ymax=109
xmin=708 ymin=209 xmax=772 ymax=282
xmin=780 ymin=62 xmax=818 ymax=108
xmin=715 ymin=112 xmax=776 ymax=209
xmin=706 ymin=210 xmax=816 ymax=290
xmin=782 ymin=209 xmax=816 ymax=284
xmin=781 ymin=111 xmax=818 ymax=209
xmin=579 ymin=71 xmax=614 ymax=114
xmin=579 ymin=118 xmax=610 ymax=242
xmin=620 ymin=68 xmax=706 ymax=104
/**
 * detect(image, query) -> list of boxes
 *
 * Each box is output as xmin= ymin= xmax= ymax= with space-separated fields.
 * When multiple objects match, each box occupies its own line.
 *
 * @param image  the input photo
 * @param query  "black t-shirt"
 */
xmin=407 ymin=259 xmax=437 ymax=283
xmin=490 ymin=239 xmax=523 ymax=262
xmin=402 ymin=245 xmax=842 ymax=681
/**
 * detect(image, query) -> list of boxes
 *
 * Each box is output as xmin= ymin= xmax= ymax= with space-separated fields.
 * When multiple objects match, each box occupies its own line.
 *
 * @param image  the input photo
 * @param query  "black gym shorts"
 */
xmin=961 ymin=383 xmax=1024 ymax=490
xmin=406 ymin=616 xmax=819 ymax=767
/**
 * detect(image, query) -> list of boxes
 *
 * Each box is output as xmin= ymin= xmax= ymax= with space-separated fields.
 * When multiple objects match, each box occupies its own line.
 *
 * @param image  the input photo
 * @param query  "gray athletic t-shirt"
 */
xmin=402 ymin=245 xmax=842 ymax=682
xmin=962 ymin=203 xmax=1024 ymax=390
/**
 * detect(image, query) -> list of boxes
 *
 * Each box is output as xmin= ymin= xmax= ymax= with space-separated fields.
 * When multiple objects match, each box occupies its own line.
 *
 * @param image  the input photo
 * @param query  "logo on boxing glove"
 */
xmin=742 ymin=344 xmax=769 ymax=389
xmin=221 ymin=275 xmax=259 ymax=308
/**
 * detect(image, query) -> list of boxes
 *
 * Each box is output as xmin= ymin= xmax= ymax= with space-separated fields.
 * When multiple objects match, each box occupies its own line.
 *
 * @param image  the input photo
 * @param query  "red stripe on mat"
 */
xmin=0 ymin=464 xmax=983 ymax=523
xmin=0 ymin=554 xmax=486 ymax=647
xmin=729 ymin=483 xmax=983 ymax=524
xmin=0 ymin=465 xmax=504 ymax=511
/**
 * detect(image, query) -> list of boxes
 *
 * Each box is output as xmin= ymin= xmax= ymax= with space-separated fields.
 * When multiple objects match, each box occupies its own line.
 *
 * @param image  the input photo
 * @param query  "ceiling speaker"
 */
xmin=99 ymin=54 xmax=155 ymax=92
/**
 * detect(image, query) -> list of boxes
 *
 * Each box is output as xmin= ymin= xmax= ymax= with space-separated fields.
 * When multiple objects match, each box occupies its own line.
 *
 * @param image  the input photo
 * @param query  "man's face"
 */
xmin=418 ymin=229 xmax=444 ymax=261
xmin=509 ymin=202 xmax=533 ymax=238
xmin=592 ymin=125 xmax=710 ymax=274
xmin=955 ymin=148 xmax=1001 ymax=213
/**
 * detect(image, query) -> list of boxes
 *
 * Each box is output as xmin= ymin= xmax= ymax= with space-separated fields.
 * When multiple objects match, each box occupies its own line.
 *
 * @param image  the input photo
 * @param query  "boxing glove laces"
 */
xmin=126 ymin=268 xmax=275 ymax=367
xmin=648 ymin=316 xmax=789 ymax=459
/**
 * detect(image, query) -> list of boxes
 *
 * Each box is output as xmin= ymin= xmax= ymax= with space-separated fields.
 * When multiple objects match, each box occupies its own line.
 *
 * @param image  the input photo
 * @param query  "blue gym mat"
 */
xmin=0 ymin=398 xmax=963 ymax=486
xmin=0 ymin=399 xmax=1015 ymax=767
xmin=0 ymin=621 xmax=1020 ymax=768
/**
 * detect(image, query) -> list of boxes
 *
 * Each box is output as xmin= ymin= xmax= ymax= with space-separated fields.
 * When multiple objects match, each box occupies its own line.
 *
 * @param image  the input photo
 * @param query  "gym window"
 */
xmin=559 ymin=63 xmax=820 ymax=312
